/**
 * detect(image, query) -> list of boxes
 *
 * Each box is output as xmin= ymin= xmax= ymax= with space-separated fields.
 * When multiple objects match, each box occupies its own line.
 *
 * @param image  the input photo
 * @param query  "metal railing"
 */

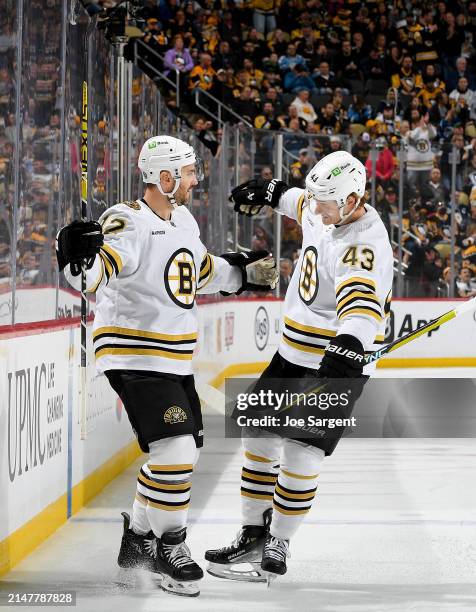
xmin=134 ymin=38 xmax=181 ymax=108
xmin=194 ymin=88 xmax=252 ymax=128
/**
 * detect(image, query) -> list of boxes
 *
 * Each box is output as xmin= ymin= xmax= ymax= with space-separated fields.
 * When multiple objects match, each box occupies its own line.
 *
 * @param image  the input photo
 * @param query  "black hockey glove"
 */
xmin=56 ymin=220 xmax=104 ymax=275
xmin=317 ymin=334 xmax=366 ymax=378
xmin=230 ymin=178 xmax=290 ymax=216
xmin=219 ymin=250 xmax=279 ymax=295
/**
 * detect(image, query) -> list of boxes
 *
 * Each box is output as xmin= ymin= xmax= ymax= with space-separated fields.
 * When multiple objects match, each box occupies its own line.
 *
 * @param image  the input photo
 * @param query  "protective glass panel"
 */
xmin=0 ymin=1 xmax=17 ymax=325
xmin=15 ymin=0 xmax=64 ymax=322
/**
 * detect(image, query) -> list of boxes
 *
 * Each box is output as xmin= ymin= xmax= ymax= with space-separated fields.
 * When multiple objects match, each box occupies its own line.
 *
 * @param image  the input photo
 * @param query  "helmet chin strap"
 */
xmin=335 ymin=198 xmax=359 ymax=227
xmin=156 ymin=178 xmax=181 ymax=209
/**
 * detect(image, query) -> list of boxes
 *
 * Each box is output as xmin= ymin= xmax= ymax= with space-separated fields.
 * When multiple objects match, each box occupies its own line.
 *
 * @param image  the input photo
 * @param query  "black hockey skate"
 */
xmin=205 ymin=509 xmax=272 ymax=582
xmin=154 ymin=527 xmax=204 ymax=597
xmin=117 ymin=512 xmax=157 ymax=572
xmin=261 ymin=533 xmax=290 ymax=586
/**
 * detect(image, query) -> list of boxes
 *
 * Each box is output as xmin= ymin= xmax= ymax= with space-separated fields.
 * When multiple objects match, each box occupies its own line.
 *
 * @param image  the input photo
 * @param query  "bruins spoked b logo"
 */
xmin=165 ymin=248 xmax=196 ymax=309
xmin=164 ymin=406 xmax=188 ymax=424
xmin=299 ymin=246 xmax=319 ymax=304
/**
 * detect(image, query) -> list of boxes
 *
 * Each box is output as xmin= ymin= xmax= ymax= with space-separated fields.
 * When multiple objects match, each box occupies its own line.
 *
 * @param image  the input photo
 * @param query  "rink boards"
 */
xmin=0 ymin=296 xmax=475 ymax=575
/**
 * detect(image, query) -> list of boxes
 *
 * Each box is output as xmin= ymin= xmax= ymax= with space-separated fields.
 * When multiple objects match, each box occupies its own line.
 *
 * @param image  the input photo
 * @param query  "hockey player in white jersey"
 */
xmin=205 ymin=150 xmax=393 ymax=583
xmin=56 ymin=135 xmax=278 ymax=597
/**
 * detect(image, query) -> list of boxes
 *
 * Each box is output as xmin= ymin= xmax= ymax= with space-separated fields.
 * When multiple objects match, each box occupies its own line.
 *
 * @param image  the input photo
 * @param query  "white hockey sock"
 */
xmin=135 ymin=435 xmax=199 ymax=538
xmin=271 ymin=441 xmax=324 ymax=541
xmin=131 ymin=493 xmax=151 ymax=535
xmin=241 ymin=436 xmax=281 ymax=526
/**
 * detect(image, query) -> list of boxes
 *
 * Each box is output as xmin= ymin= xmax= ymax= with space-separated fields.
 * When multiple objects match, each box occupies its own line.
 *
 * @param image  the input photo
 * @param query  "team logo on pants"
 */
xmin=164 ymin=406 xmax=188 ymax=424
xmin=164 ymin=248 xmax=197 ymax=309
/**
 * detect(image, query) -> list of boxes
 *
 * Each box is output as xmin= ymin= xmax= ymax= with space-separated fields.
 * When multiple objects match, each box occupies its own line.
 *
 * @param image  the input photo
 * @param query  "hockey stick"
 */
xmin=364 ymin=296 xmax=476 ymax=365
xmin=80 ymin=80 xmax=88 ymax=440
xmin=197 ymin=297 xmax=476 ymax=412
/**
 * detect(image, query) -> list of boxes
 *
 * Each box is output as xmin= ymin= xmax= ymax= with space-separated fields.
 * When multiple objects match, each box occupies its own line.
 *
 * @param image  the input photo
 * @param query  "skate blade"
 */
xmin=207 ymin=562 xmax=267 ymax=583
xmin=265 ymin=571 xmax=278 ymax=588
xmin=156 ymin=574 xmax=200 ymax=597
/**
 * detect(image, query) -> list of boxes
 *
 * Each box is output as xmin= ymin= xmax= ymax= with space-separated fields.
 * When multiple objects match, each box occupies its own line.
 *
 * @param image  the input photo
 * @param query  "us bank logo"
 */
xmin=255 ymin=306 xmax=269 ymax=351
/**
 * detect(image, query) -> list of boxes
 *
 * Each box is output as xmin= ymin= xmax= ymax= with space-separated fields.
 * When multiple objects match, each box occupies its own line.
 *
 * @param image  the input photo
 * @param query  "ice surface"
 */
xmin=1 ymin=369 xmax=476 ymax=612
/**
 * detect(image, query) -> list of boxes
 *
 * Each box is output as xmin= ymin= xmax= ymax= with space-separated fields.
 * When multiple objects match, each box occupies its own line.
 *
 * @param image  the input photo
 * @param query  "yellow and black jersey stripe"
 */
xmin=297 ymin=193 xmax=306 ymax=225
xmin=92 ymin=326 xmax=198 ymax=361
xmin=197 ymin=252 xmax=215 ymax=289
xmin=282 ymin=316 xmax=336 ymax=355
xmin=91 ymin=243 xmax=124 ymax=290
xmin=335 ymin=276 xmax=383 ymax=322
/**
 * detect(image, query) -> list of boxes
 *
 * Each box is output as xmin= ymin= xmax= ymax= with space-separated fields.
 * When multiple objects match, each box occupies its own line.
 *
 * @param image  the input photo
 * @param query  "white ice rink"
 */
xmin=1 ymin=369 xmax=476 ymax=612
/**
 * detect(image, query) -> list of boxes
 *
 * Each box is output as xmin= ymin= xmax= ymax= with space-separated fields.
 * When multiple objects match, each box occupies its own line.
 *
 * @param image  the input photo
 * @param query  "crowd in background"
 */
xmin=2 ymin=0 xmax=476 ymax=303
xmin=139 ymin=0 xmax=476 ymax=298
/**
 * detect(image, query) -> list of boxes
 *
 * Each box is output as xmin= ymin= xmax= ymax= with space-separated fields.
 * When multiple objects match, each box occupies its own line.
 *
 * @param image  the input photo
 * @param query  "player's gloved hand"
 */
xmin=230 ymin=178 xmax=290 ymax=216
xmin=317 ymin=334 xmax=366 ymax=378
xmin=219 ymin=250 xmax=279 ymax=295
xmin=56 ymin=220 xmax=104 ymax=275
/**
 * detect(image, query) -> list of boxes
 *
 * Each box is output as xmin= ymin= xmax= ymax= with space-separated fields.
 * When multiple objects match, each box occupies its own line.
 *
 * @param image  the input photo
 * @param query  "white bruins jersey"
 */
xmin=276 ymin=189 xmax=393 ymax=374
xmin=64 ymin=199 xmax=241 ymax=375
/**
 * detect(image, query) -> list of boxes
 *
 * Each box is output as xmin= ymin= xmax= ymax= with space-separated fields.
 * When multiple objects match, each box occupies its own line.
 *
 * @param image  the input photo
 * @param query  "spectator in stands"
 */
xmin=348 ymin=95 xmax=373 ymax=125
xmin=260 ymin=166 xmax=274 ymax=180
xmin=267 ymin=28 xmax=289 ymax=57
xmin=351 ymin=131 xmax=371 ymax=164
xmin=429 ymin=91 xmax=450 ymax=130
xmin=421 ymin=167 xmax=449 ymax=205
xmin=283 ymin=64 xmax=316 ymax=94
xmin=164 ymin=35 xmax=194 ymax=77
xmin=263 ymin=87 xmax=284 ymax=115
xmin=242 ymin=58 xmax=265 ymax=90
xmin=209 ymin=68 xmax=234 ymax=106
xmin=365 ymin=136 xmax=394 ymax=188
xmin=252 ymin=0 xmax=279 ymax=35
xmin=407 ymin=113 xmax=437 ymax=197
xmin=447 ymin=56 xmax=476 ymax=91
xmin=418 ymin=65 xmax=446 ymax=110
xmin=233 ymin=86 xmax=260 ymax=123
xmin=291 ymin=89 xmax=317 ymax=123
xmin=449 ymin=77 xmax=475 ymax=107
xmin=391 ymin=56 xmax=423 ymax=108
xmin=219 ymin=11 xmax=241 ymax=46
xmin=278 ymin=43 xmax=306 ymax=73
xmin=375 ymin=103 xmax=399 ymax=135
xmin=213 ymin=41 xmax=236 ymax=71
xmin=375 ymin=191 xmax=392 ymax=237
xmin=312 ymin=41 xmax=332 ymax=72
xmin=283 ymin=118 xmax=308 ymax=156
xmin=313 ymin=61 xmax=336 ymax=95
xmin=456 ymin=266 xmax=476 ymax=296
xmin=289 ymin=148 xmax=312 ymax=187
xmin=279 ymin=258 xmax=293 ymax=297
xmin=254 ymin=101 xmax=281 ymax=130
xmin=316 ymin=102 xmax=342 ymax=134
xmin=294 ymin=25 xmax=317 ymax=66
xmin=283 ymin=104 xmax=308 ymax=131
xmin=188 ymin=52 xmax=216 ymax=91
xmin=328 ymin=135 xmax=343 ymax=153
xmin=334 ymin=39 xmax=362 ymax=89
xmin=360 ymin=47 xmax=386 ymax=82
xmin=421 ymin=247 xmax=444 ymax=296
xmin=381 ymin=185 xmax=399 ymax=214
xmin=440 ymin=12 xmax=466 ymax=73
xmin=386 ymin=42 xmax=403 ymax=78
